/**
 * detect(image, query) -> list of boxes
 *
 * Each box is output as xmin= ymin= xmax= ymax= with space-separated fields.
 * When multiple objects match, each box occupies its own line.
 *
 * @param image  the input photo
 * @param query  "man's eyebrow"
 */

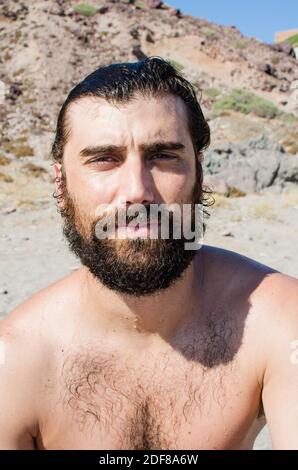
xmin=78 ymin=141 xmax=186 ymax=158
xmin=140 ymin=141 xmax=186 ymax=153
xmin=79 ymin=144 xmax=126 ymax=158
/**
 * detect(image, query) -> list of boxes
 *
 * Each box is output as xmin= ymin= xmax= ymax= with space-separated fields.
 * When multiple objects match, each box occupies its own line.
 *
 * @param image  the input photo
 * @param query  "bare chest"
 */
xmin=37 ymin=344 xmax=263 ymax=450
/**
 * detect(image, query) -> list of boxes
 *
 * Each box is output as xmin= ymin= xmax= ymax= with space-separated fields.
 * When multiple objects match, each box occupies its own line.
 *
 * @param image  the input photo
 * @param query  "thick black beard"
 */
xmin=63 ymin=217 xmax=197 ymax=297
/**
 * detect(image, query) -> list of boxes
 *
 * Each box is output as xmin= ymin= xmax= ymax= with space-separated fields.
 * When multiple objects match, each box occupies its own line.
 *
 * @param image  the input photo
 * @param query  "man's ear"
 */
xmin=53 ymin=163 xmax=63 ymax=202
xmin=53 ymin=162 xmax=62 ymax=179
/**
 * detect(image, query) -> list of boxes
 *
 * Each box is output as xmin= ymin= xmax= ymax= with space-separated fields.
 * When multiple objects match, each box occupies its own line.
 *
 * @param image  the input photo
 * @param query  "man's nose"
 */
xmin=118 ymin=159 xmax=155 ymax=205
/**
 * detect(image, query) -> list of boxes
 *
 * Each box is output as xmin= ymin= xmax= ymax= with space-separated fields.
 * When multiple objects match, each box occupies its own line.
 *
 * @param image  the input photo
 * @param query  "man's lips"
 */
xmin=111 ymin=219 xmax=162 ymax=239
xmin=116 ymin=221 xmax=160 ymax=228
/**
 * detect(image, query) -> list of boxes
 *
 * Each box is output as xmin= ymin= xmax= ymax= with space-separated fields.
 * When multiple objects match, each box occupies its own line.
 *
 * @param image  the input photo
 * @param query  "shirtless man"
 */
xmin=1 ymin=57 xmax=298 ymax=450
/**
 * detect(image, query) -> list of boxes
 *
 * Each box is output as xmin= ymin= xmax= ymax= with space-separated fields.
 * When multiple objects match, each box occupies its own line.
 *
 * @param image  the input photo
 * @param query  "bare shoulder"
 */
xmin=202 ymin=243 xmax=298 ymax=313
xmin=201 ymin=244 xmax=278 ymax=273
xmin=249 ymin=267 xmax=298 ymax=348
xmin=0 ymin=267 xmax=85 ymax=384
xmin=201 ymin=244 xmax=298 ymax=378
xmin=201 ymin=244 xmax=281 ymax=301
xmin=0 ymin=268 xmax=81 ymax=367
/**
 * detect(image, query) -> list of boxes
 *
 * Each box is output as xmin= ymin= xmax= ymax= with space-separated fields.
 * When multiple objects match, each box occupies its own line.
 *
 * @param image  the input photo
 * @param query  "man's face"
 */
xmin=55 ymin=93 xmax=201 ymax=296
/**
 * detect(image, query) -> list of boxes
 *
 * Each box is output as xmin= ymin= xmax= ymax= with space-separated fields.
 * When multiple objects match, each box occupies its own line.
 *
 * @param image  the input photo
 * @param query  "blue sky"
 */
xmin=168 ymin=0 xmax=298 ymax=44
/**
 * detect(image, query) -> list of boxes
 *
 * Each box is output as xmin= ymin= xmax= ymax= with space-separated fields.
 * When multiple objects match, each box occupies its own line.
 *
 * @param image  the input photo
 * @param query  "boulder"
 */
xmin=278 ymin=155 xmax=298 ymax=184
xmin=203 ymin=138 xmax=295 ymax=194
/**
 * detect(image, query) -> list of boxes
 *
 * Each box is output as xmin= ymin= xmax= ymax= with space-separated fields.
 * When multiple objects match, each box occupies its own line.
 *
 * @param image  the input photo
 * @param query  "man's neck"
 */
xmin=80 ymin=249 xmax=204 ymax=342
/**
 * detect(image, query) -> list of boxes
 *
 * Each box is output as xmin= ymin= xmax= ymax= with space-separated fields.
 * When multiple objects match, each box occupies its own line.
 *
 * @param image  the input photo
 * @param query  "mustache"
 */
xmin=94 ymin=205 xmax=172 ymax=228
xmin=89 ymin=202 xmax=201 ymax=242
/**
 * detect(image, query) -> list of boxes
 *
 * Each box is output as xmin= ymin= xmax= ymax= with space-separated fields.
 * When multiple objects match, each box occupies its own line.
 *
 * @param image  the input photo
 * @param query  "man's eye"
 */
xmin=151 ymin=154 xmax=176 ymax=160
xmin=91 ymin=156 xmax=116 ymax=163
xmin=89 ymin=154 xmax=176 ymax=164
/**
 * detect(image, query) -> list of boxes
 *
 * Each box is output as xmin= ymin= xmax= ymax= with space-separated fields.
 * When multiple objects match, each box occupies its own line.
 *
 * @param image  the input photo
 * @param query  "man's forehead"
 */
xmin=69 ymin=94 xmax=187 ymax=125
xmin=67 ymin=94 xmax=190 ymax=145
xmin=68 ymin=93 xmax=186 ymax=116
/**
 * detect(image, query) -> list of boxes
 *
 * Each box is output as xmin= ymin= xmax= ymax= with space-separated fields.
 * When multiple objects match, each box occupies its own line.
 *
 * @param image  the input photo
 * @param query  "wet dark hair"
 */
xmin=51 ymin=56 xmax=210 ymax=164
xmin=52 ymin=56 xmax=214 ymax=215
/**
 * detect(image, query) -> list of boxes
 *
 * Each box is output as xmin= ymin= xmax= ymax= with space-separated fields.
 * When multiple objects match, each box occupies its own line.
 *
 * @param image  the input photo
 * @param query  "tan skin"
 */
xmin=1 ymin=94 xmax=298 ymax=450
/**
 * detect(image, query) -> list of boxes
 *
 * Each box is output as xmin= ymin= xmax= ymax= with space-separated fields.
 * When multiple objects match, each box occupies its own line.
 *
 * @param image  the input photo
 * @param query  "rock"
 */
xmin=221 ymin=231 xmax=234 ymax=237
xmin=221 ymin=167 xmax=256 ymax=194
xmin=230 ymin=68 xmax=240 ymax=77
xmin=244 ymin=134 xmax=275 ymax=151
xmin=72 ymin=29 xmax=89 ymax=44
xmin=145 ymin=32 xmax=155 ymax=43
xmin=98 ymin=6 xmax=109 ymax=14
xmin=130 ymin=28 xmax=139 ymax=39
xmin=272 ymin=43 xmax=294 ymax=56
xmin=146 ymin=0 xmax=162 ymax=9
xmin=1 ymin=3 xmax=29 ymax=21
xmin=252 ymin=150 xmax=280 ymax=191
xmin=279 ymin=62 xmax=293 ymax=73
xmin=203 ymin=138 xmax=293 ymax=194
xmin=168 ymin=7 xmax=182 ymax=18
xmin=278 ymin=83 xmax=290 ymax=93
xmin=203 ymin=174 xmax=228 ymax=195
xmin=8 ymin=82 xmax=22 ymax=101
xmin=261 ymin=80 xmax=277 ymax=92
xmin=57 ymin=7 xmax=65 ymax=17
xmin=204 ymin=142 xmax=238 ymax=169
xmin=256 ymin=62 xmax=277 ymax=77
xmin=1 ymin=207 xmax=16 ymax=215
xmin=278 ymin=155 xmax=298 ymax=184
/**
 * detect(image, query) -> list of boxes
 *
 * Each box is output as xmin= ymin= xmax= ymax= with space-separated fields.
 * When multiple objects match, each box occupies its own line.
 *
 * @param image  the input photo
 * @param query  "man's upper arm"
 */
xmin=261 ymin=276 xmax=298 ymax=449
xmin=0 ymin=315 xmax=39 ymax=449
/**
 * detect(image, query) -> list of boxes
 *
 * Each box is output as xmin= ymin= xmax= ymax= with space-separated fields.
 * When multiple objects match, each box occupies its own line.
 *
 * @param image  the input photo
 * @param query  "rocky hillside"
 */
xmin=0 ymin=0 xmax=297 ymax=200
